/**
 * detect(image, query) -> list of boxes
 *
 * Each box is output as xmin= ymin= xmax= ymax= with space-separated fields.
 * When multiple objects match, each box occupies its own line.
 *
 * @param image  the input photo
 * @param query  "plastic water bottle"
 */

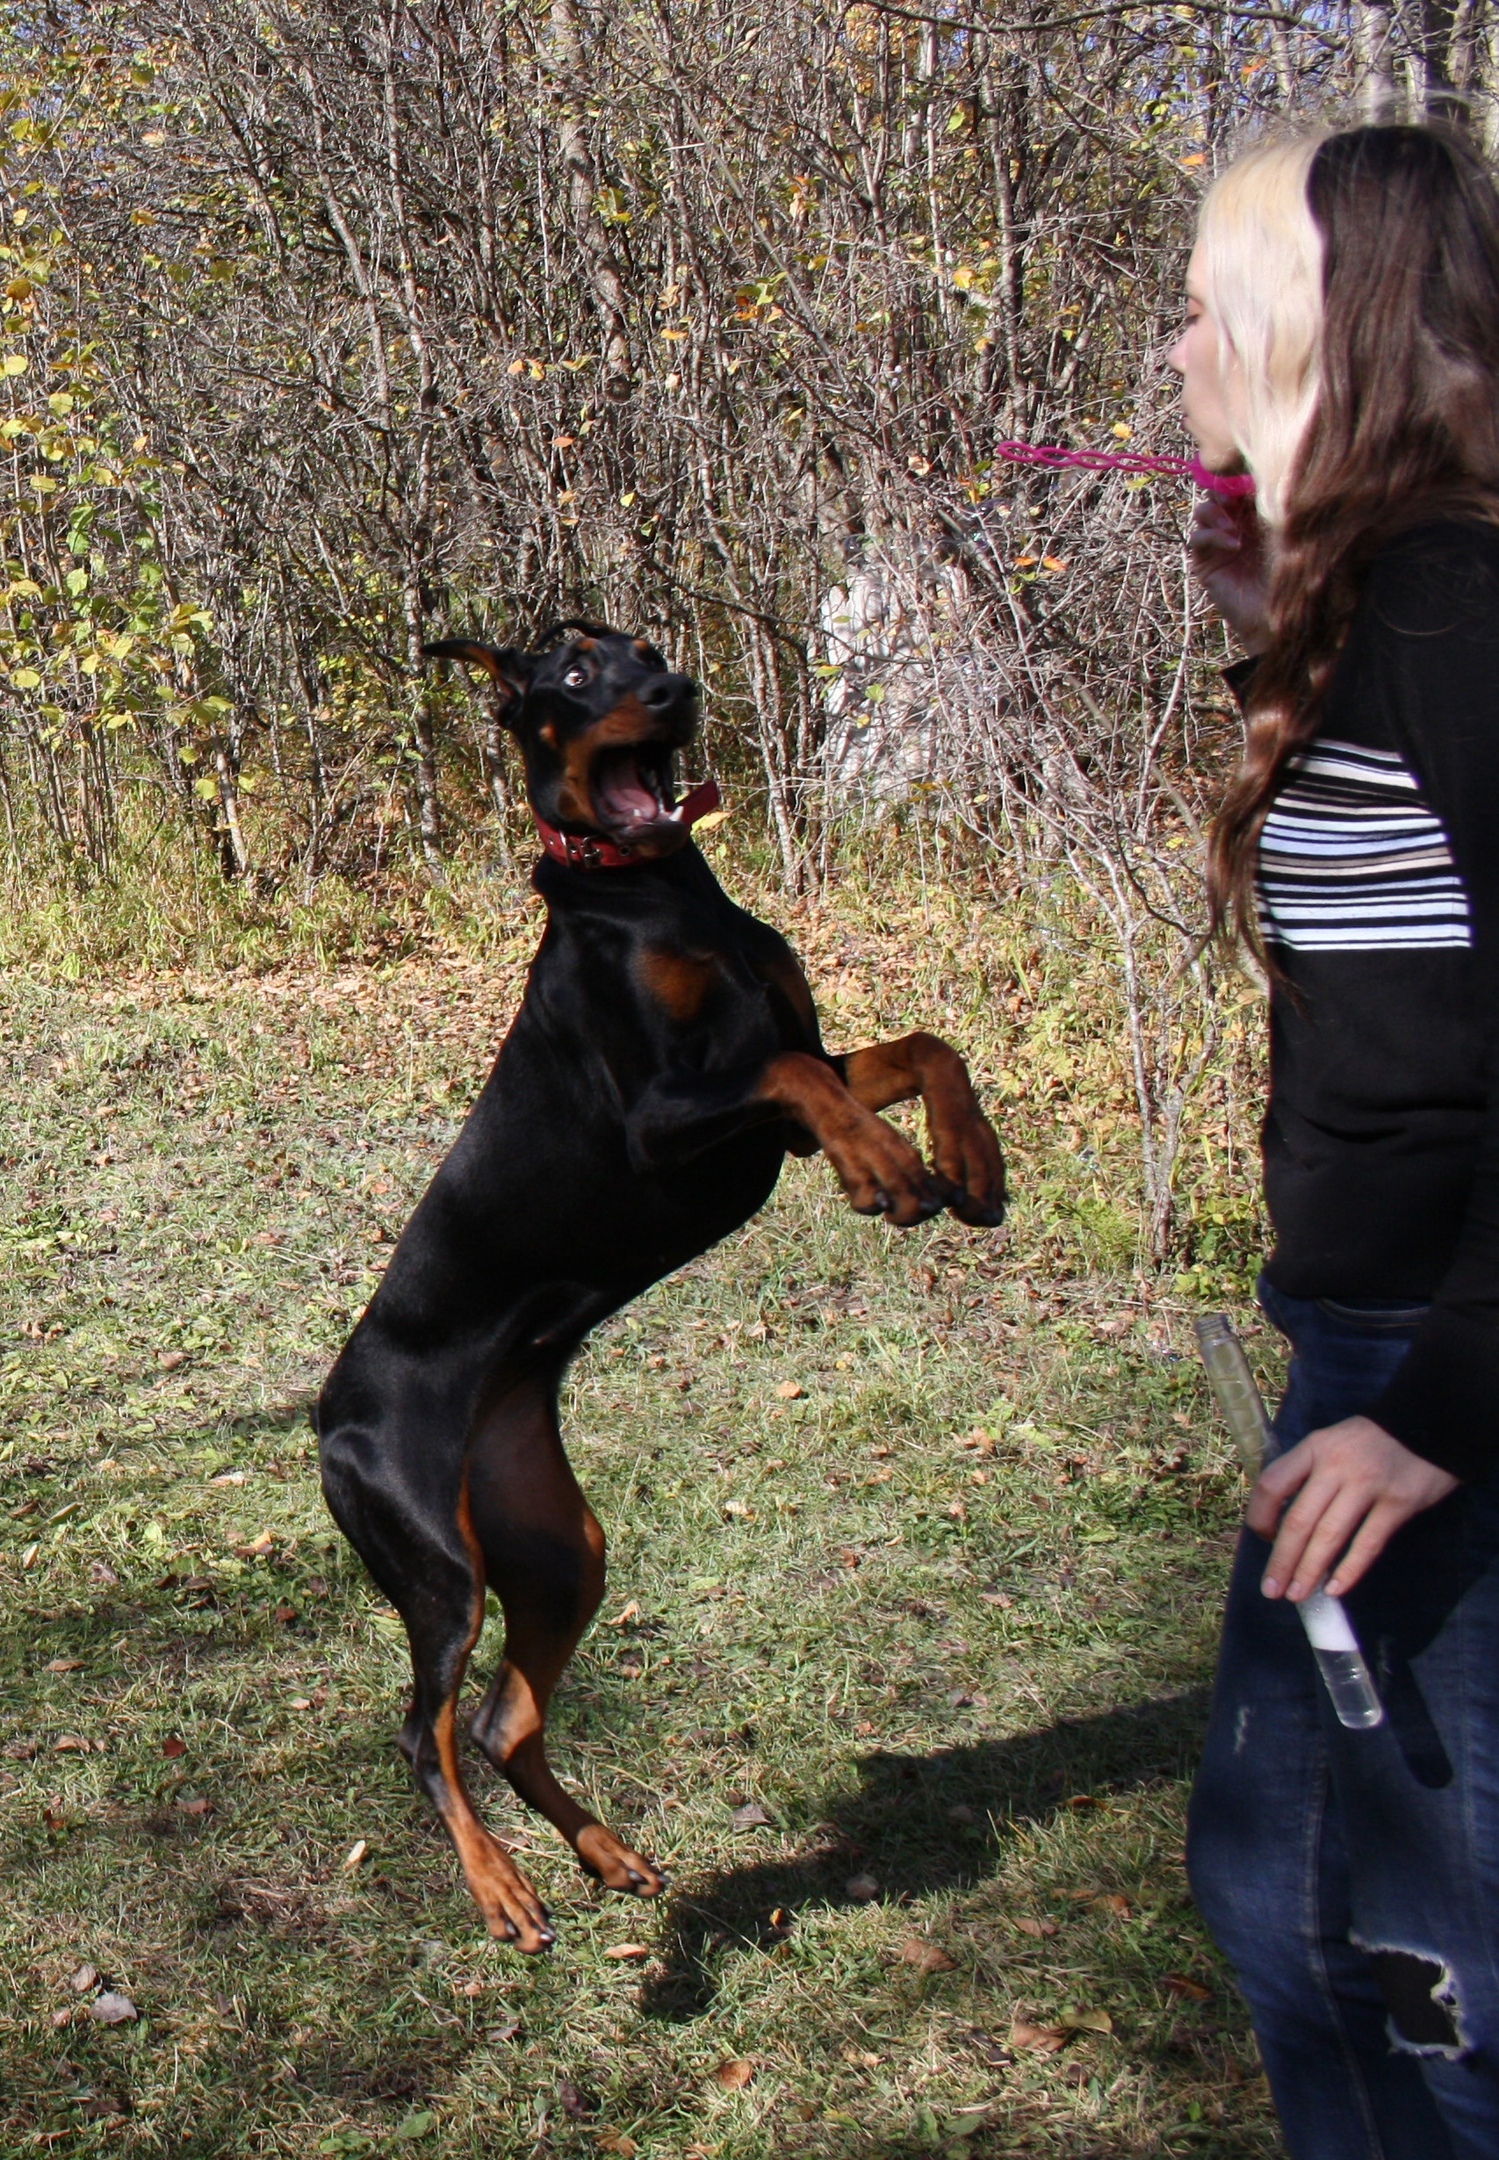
xmin=1193 ymin=1314 xmax=1383 ymax=1731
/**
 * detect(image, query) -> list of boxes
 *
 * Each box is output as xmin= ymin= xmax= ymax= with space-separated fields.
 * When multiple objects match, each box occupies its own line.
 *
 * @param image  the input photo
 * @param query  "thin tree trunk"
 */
xmin=548 ymin=0 xmax=633 ymax=400
xmin=1355 ymin=4 xmax=1400 ymax=124
xmin=403 ymin=570 xmax=443 ymax=876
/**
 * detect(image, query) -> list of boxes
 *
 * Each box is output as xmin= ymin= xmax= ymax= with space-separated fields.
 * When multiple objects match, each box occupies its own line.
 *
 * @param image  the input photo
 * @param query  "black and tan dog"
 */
xmin=315 ymin=623 xmax=1005 ymax=1949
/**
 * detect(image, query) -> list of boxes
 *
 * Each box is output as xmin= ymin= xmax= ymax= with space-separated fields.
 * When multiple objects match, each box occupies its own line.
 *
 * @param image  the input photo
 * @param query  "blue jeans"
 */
xmin=1187 ymin=1277 xmax=1499 ymax=2159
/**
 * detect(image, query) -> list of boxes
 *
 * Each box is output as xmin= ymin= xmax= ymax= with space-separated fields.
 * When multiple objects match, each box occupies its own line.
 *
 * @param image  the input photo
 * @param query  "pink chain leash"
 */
xmin=992 ymin=438 xmax=1256 ymax=500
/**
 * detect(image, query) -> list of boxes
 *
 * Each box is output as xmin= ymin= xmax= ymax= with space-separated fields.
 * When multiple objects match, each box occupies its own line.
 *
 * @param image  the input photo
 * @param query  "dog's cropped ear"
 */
xmin=423 ymin=639 xmax=533 ymax=713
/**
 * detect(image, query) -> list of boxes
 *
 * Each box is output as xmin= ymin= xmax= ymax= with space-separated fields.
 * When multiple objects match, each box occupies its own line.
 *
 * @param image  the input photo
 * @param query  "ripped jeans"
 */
xmin=1188 ymin=1278 xmax=1499 ymax=2160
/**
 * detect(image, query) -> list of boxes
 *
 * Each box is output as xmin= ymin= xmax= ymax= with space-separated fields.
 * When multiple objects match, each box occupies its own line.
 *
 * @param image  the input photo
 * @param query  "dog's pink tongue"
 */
xmin=594 ymin=753 xmax=660 ymax=826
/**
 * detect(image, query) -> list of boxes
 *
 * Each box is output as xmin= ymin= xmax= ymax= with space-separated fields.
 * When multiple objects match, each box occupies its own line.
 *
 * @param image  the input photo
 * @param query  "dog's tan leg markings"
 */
xmin=466 ymin=1376 xmax=665 ymax=1900
xmin=755 ymin=1050 xmax=952 ymax=1225
xmin=396 ymin=1479 xmax=557 ymax=1951
xmin=840 ymin=1031 xmax=1006 ymax=1226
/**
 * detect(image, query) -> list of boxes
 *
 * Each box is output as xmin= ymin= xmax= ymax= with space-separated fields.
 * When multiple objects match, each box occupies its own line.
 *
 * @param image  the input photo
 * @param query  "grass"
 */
xmin=0 ymin=862 xmax=1283 ymax=2157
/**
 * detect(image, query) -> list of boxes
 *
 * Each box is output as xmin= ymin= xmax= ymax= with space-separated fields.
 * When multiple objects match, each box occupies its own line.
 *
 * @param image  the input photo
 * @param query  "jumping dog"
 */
xmin=315 ymin=623 xmax=1006 ymax=1948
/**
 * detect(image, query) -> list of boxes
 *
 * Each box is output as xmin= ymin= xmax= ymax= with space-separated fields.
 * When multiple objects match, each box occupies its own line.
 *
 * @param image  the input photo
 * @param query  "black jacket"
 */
xmin=1250 ymin=521 xmax=1499 ymax=1480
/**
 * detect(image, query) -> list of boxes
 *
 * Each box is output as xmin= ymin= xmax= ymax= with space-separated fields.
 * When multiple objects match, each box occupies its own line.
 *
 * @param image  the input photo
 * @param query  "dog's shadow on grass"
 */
xmin=640 ymin=1687 xmax=1210 ymax=2021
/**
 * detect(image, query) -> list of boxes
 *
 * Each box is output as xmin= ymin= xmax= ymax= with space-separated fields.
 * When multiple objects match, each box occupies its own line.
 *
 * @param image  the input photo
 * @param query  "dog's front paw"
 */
xmin=937 ymin=1112 xmax=1007 ymax=1227
xmin=950 ymin=1131 xmax=1010 ymax=1235
xmin=830 ymin=1115 xmax=955 ymax=1228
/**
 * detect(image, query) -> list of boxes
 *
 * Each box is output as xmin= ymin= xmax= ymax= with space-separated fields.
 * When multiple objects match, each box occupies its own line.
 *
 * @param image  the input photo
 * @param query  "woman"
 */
xmin=1171 ymin=125 xmax=1499 ymax=2158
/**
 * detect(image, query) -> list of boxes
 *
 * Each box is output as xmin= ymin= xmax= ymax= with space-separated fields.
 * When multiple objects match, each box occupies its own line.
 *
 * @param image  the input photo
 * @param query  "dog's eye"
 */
xmin=563 ymin=665 xmax=587 ymax=688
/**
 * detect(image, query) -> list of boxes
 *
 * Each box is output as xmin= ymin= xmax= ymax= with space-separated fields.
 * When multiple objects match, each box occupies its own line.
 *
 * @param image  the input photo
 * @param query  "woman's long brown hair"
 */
xmin=1207 ymin=126 xmax=1499 ymax=957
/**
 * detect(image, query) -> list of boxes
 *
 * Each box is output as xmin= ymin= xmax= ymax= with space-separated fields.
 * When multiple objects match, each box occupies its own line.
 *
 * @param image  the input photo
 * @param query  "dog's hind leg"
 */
xmin=319 ymin=1421 xmax=557 ymax=1950
xmin=466 ymin=1368 xmax=666 ymax=1900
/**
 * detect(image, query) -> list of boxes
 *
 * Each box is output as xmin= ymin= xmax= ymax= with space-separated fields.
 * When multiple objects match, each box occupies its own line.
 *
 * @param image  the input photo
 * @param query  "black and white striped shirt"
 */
xmin=1258 ymin=740 xmax=1472 ymax=952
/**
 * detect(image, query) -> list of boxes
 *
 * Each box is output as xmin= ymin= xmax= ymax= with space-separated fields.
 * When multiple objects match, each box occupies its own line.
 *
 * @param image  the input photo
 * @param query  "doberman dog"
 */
xmin=315 ymin=622 xmax=1006 ymax=1950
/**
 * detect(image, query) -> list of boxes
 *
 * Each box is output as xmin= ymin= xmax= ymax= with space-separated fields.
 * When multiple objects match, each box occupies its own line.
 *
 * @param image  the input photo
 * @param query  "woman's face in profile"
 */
xmin=1170 ymin=246 xmax=1239 ymax=471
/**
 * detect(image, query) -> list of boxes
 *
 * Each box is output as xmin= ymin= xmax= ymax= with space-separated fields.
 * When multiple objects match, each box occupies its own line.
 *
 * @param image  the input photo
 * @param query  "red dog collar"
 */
xmin=533 ymin=779 xmax=722 ymax=869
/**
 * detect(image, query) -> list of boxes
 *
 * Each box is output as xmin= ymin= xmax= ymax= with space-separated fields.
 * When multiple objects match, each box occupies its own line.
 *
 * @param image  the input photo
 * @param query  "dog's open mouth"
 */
xmin=590 ymin=745 xmax=688 ymax=845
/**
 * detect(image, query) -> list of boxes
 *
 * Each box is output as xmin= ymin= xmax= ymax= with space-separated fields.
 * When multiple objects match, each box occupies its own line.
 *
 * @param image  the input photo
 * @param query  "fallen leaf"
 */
xmin=1013 ymin=1916 xmax=1057 ymax=1939
xmin=596 ymin=2135 xmax=637 ymax=2157
xmin=1010 ymin=2019 xmax=1069 ymax=2053
xmin=53 ymin=1735 xmax=92 ymax=1753
xmin=713 ymin=2058 xmax=755 ymax=2090
xmin=44 ymin=1658 xmax=82 ymax=1673
xmin=558 ymin=2081 xmax=596 ymax=2120
xmin=342 ymin=1839 xmax=368 ymax=1870
xmin=605 ymin=1601 xmax=640 ymax=1627
xmin=899 ymin=1935 xmax=956 ymax=1972
xmin=233 ymin=1531 xmax=274 ymax=1558
xmin=844 ymin=1872 xmax=880 ymax=1902
xmin=603 ymin=1943 xmax=651 ymax=1960
xmin=1061 ymin=2005 xmax=1114 ymax=2034
xmin=1097 ymin=1893 xmax=1131 ymax=1919
xmin=21 ymin=1542 xmax=38 ymax=1569
xmin=88 ymin=1991 xmax=138 ymax=2025
xmin=87 ymin=1561 xmax=119 ymax=1586
xmin=390 ymin=2112 xmax=435 ymax=2141
xmin=289 ymin=1697 xmax=312 ymax=1711
xmin=1165 ymin=1973 xmax=1213 ymax=2002
xmin=177 ymin=1796 xmax=212 ymax=1816
xmin=161 ymin=1735 xmax=186 ymax=1759
xmin=208 ymin=1470 xmax=245 ymax=1485
xmin=50 ymin=2006 xmax=72 ymax=2027
xmin=774 ymin=1380 xmax=804 ymax=1399
xmin=487 ymin=2015 xmax=522 ymax=2042
xmin=729 ymin=1801 xmax=770 ymax=1831
xmin=69 ymin=1962 xmax=99 ymax=1994
xmin=158 ymin=1350 xmax=187 ymax=1370
xmin=273 ymin=1603 xmax=297 ymax=1624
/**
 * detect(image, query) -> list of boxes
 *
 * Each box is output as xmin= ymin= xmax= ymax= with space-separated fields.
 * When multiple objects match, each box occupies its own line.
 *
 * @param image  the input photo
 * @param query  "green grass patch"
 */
xmin=0 ymin=918 xmax=1281 ymax=2155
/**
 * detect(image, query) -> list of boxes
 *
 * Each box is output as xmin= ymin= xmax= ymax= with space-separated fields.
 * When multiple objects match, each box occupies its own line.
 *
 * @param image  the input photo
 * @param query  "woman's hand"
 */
xmin=1247 ymin=1416 xmax=1459 ymax=1599
xmin=1189 ymin=493 xmax=1272 ymax=652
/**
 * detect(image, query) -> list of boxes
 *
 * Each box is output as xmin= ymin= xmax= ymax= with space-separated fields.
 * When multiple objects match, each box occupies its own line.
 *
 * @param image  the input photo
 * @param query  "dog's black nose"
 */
xmin=641 ymin=672 xmax=696 ymax=711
